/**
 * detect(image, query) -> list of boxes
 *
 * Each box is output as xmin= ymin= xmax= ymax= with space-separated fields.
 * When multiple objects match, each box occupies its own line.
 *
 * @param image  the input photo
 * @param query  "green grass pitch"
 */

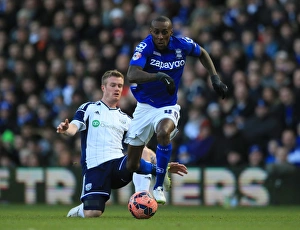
xmin=0 ymin=204 xmax=299 ymax=230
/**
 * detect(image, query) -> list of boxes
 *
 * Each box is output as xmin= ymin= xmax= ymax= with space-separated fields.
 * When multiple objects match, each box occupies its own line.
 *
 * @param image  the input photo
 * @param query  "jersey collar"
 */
xmin=100 ymin=100 xmax=119 ymax=110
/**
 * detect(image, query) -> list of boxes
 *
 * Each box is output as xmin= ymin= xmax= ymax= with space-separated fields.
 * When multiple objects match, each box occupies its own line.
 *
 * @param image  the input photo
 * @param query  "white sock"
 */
xmin=78 ymin=203 xmax=85 ymax=217
xmin=133 ymin=173 xmax=152 ymax=192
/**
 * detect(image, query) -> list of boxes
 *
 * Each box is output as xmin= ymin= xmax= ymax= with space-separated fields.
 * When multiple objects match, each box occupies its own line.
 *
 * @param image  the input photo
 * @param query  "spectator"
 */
xmin=233 ymin=8 xmax=256 ymax=35
xmin=281 ymin=129 xmax=300 ymax=167
xmin=252 ymin=41 xmax=270 ymax=64
xmin=84 ymin=14 xmax=102 ymax=41
xmin=231 ymin=83 xmax=256 ymax=128
xmin=181 ymin=69 xmax=206 ymax=106
xmin=17 ymin=77 xmax=39 ymax=104
xmin=266 ymin=146 xmax=297 ymax=175
xmin=62 ymin=75 xmax=80 ymax=106
xmin=228 ymin=42 xmax=247 ymax=71
xmin=242 ymin=99 xmax=281 ymax=150
xmin=23 ymin=43 xmax=37 ymax=68
xmin=63 ymin=0 xmax=79 ymax=21
xmin=241 ymin=30 xmax=255 ymax=61
xmin=120 ymin=1 xmax=135 ymax=33
xmin=177 ymin=119 xmax=214 ymax=166
xmin=206 ymin=102 xmax=222 ymax=136
xmin=0 ymin=152 xmax=15 ymax=167
xmin=56 ymin=149 xmax=74 ymax=167
xmin=261 ymin=60 xmax=275 ymax=87
xmin=42 ymin=76 xmax=62 ymax=106
xmin=72 ymin=12 xmax=88 ymax=41
xmin=218 ymin=95 xmax=235 ymax=118
xmin=38 ymin=0 xmax=60 ymax=27
xmin=232 ymin=70 xmax=247 ymax=87
xmin=247 ymin=71 xmax=263 ymax=103
xmin=293 ymin=38 xmax=300 ymax=66
xmin=208 ymin=40 xmax=225 ymax=71
xmin=115 ymin=53 xmax=130 ymax=81
xmin=0 ymin=102 xmax=15 ymax=133
xmin=35 ymin=104 xmax=52 ymax=127
xmin=265 ymin=139 xmax=280 ymax=164
xmin=10 ymin=134 xmax=26 ymax=165
xmin=283 ymin=0 xmax=298 ymax=27
xmin=248 ymin=144 xmax=265 ymax=168
xmin=130 ymin=3 xmax=151 ymax=42
xmin=219 ymin=54 xmax=236 ymax=93
xmin=292 ymin=69 xmax=300 ymax=109
xmin=275 ymin=86 xmax=300 ymax=132
xmin=273 ymin=70 xmax=290 ymax=90
xmin=182 ymin=105 xmax=205 ymax=142
xmin=226 ymin=150 xmax=245 ymax=168
xmin=16 ymin=104 xmax=35 ymax=127
xmin=209 ymin=115 xmax=248 ymax=167
xmin=63 ymin=44 xmax=78 ymax=75
xmin=34 ymin=26 xmax=52 ymax=59
xmin=277 ymin=22 xmax=296 ymax=53
xmin=223 ymin=0 xmax=243 ymax=28
xmin=259 ymin=27 xmax=279 ymax=60
xmin=81 ymin=76 xmax=97 ymax=101
xmin=261 ymin=86 xmax=279 ymax=116
xmin=209 ymin=7 xmax=231 ymax=40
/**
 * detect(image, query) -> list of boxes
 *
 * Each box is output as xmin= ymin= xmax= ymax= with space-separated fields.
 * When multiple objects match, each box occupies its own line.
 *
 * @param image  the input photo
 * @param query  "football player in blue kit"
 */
xmin=57 ymin=69 xmax=187 ymax=218
xmin=124 ymin=16 xmax=228 ymax=204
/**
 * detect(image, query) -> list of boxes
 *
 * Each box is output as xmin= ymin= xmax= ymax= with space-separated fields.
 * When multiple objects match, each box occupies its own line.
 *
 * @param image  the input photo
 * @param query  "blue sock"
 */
xmin=120 ymin=156 xmax=154 ymax=174
xmin=154 ymin=144 xmax=172 ymax=190
xmin=136 ymin=159 xmax=155 ymax=175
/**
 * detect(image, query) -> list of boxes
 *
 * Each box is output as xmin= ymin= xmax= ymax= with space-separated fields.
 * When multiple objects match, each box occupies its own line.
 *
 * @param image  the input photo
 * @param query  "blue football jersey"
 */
xmin=129 ymin=35 xmax=202 ymax=108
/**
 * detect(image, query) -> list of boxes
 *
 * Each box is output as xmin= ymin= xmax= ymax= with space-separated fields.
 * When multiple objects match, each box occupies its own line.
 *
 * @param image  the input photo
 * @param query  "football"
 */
xmin=128 ymin=191 xmax=158 ymax=219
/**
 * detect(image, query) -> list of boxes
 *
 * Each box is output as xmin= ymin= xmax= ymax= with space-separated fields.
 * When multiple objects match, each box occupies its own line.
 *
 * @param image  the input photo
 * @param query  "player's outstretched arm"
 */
xmin=199 ymin=47 xmax=228 ymax=99
xmin=168 ymin=162 xmax=188 ymax=176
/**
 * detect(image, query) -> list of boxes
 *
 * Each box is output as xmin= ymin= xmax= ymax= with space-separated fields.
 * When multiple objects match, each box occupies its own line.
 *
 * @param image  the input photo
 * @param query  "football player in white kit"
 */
xmin=57 ymin=70 xmax=187 ymax=218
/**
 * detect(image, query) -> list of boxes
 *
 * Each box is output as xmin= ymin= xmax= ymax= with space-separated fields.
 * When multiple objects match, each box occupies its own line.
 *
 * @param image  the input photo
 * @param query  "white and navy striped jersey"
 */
xmin=70 ymin=100 xmax=131 ymax=173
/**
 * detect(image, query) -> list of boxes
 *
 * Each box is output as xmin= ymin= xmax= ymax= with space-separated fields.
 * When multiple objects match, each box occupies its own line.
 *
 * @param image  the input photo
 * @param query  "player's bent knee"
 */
xmin=82 ymin=194 xmax=106 ymax=217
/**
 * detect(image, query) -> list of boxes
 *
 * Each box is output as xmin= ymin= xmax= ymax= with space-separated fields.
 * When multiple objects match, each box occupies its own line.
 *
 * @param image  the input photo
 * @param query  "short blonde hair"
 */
xmin=101 ymin=69 xmax=124 ymax=85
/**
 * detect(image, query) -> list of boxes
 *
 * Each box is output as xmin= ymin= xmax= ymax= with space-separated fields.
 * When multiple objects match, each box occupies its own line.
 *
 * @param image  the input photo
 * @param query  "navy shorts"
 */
xmin=80 ymin=156 xmax=133 ymax=209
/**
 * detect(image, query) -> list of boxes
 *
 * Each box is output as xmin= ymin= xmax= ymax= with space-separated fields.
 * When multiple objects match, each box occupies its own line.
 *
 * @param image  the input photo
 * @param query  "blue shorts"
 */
xmin=80 ymin=156 xmax=132 ymax=210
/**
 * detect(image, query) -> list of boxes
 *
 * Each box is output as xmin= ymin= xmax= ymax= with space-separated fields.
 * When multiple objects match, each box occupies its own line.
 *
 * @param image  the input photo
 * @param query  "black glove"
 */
xmin=156 ymin=72 xmax=176 ymax=95
xmin=210 ymin=75 xmax=228 ymax=99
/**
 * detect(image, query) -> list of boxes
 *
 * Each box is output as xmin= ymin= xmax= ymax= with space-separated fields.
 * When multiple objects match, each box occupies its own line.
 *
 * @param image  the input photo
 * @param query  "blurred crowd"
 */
xmin=0 ymin=0 xmax=300 ymax=175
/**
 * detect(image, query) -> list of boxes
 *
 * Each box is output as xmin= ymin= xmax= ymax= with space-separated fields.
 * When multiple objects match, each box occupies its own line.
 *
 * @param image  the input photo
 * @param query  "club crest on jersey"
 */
xmin=92 ymin=120 xmax=100 ymax=127
xmin=175 ymin=49 xmax=182 ymax=59
xmin=135 ymin=42 xmax=147 ymax=52
xmin=132 ymin=52 xmax=142 ymax=61
xmin=85 ymin=183 xmax=92 ymax=191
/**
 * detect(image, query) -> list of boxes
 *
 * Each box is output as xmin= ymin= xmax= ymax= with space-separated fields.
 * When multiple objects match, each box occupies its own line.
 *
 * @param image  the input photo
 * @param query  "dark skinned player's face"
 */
xmin=150 ymin=21 xmax=173 ymax=51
